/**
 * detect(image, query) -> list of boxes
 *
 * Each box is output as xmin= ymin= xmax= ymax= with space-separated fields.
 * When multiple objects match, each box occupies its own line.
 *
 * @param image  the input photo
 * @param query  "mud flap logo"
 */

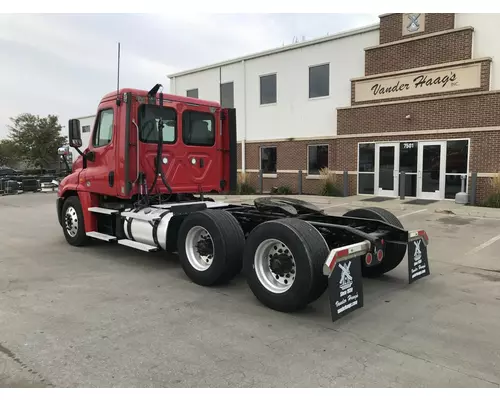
xmin=339 ymin=262 xmax=353 ymax=291
xmin=328 ymin=258 xmax=363 ymax=322
xmin=408 ymin=239 xmax=430 ymax=283
xmin=414 ymin=240 xmax=422 ymax=263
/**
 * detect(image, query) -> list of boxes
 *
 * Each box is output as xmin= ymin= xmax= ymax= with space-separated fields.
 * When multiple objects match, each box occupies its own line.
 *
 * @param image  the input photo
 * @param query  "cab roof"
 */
xmin=101 ymin=88 xmax=221 ymax=108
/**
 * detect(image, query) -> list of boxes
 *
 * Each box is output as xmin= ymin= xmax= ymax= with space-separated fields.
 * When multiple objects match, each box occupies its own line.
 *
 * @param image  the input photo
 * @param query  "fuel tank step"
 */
xmin=118 ymin=239 xmax=158 ymax=252
xmin=88 ymin=207 xmax=119 ymax=215
xmin=86 ymin=231 xmax=117 ymax=242
xmin=121 ymin=211 xmax=161 ymax=222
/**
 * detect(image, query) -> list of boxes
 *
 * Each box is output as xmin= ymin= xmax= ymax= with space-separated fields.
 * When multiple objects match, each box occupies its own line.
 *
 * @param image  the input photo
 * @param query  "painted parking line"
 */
xmin=465 ymin=233 xmax=500 ymax=256
xmin=396 ymin=209 xmax=428 ymax=218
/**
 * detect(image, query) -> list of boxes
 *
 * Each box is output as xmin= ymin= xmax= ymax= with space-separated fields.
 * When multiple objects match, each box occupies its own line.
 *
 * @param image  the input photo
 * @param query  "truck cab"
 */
xmin=58 ymin=86 xmax=237 ymax=211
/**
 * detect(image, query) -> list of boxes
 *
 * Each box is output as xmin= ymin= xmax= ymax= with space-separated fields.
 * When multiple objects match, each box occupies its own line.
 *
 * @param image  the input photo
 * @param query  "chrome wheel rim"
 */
xmin=254 ymin=239 xmax=296 ymax=294
xmin=185 ymin=226 xmax=214 ymax=271
xmin=65 ymin=206 xmax=79 ymax=238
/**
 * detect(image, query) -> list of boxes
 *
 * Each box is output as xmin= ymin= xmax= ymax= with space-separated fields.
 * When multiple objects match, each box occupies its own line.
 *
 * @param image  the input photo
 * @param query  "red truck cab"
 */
xmin=57 ymin=85 xmax=237 ymax=230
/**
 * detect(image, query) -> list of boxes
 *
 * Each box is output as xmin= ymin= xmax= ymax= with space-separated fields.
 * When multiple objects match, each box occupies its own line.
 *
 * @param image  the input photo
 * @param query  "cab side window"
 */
xmin=92 ymin=109 xmax=114 ymax=148
xmin=182 ymin=111 xmax=215 ymax=147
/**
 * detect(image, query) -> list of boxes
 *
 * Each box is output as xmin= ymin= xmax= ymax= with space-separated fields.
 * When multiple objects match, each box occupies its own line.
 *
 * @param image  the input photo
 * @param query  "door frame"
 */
xmin=374 ymin=142 xmax=400 ymax=197
xmin=417 ymin=141 xmax=446 ymax=200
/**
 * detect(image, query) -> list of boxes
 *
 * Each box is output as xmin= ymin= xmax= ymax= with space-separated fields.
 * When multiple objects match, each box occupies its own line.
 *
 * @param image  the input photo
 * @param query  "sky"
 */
xmin=0 ymin=13 xmax=379 ymax=139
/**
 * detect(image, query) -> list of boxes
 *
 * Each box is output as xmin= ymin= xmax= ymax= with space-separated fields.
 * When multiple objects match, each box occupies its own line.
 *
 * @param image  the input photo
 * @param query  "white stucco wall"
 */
xmin=455 ymin=13 xmax=500 ymax=90
xmin=170 ymin=27 xmax=380 ymax=142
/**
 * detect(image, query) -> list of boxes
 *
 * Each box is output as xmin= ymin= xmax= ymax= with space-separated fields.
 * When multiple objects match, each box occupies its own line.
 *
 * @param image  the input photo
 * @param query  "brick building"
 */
xmin=168 ymin=13 xmax=500 ymax=202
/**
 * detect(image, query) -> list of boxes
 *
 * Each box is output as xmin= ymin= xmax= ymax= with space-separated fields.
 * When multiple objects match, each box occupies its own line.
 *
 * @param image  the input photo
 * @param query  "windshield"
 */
xmin=138 ymin=105 xmax=176 ymax=143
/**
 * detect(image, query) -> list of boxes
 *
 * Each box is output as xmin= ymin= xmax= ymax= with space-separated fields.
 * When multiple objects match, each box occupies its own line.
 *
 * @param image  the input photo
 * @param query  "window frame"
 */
xmin=308 ymin=62 xmax=330 ymax=99
xmin=181 ymin=110 xmax=216 ymax=147
xmin=91 ymin=108 xmax=115 ymax=149
xmin=307 ymin=143 xmax=329 ymax=176
xmin=220 ymin=81 xmax=234 ymax=108
xmin=357 ymin=142 xmax=376 ymax=195
xmin=259 ymin=145 xmax=277 ymax=176
xmin=186 ymin=88 xmax=199 ymax=98
xmin=137 ymin=104 xmax=177 ymax=145
xmin=259 ymin=73 xmax=277 ymax=106
xmin=82 ymin=125 xmax=91 ymax=133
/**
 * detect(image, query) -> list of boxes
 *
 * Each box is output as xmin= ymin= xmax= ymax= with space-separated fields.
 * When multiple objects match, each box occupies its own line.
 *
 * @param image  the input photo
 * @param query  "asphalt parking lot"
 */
xmin=1 ymin=193 xmax=499 ymax=388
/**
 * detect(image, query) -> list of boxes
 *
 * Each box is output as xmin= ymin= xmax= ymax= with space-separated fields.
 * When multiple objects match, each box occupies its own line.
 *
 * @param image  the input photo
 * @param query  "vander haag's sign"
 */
xmin=354 ymin=63 xmax=482 ymax=102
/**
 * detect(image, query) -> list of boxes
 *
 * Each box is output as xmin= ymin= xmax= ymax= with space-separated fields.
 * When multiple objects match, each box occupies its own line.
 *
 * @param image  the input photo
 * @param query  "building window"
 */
xmin=186 ymin=88 xmax=198 ymax=98
xmin=308 ymin=144 xmax=329 ymax=175
xmin=182 ymin=111 xmax=215 ymax=147
xmin=260 ymin=146 xmax=277 ymax=174
xmin=358 ymin=143 xmax=375 ymax=194
xmin=220 ymin=82 xmax=234 ymax=108
xmin=445 ymin=139 xmax=469 ymax=199
xmin=309 ymin=63 xmax=329 ymax=99
xmin=260 ymin=74 xmax=277 ymax=105
xmin=82 ymin=125 xmax=91 ymax=133
xmin=92 ymin=109 xmax=114 ymax=148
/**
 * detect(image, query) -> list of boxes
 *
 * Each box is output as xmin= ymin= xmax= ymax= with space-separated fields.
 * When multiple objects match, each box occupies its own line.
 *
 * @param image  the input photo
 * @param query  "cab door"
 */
xmin=79 ymin=106 xmax=117 ymax=196
xmin=179 ymin=108 xmax=222 ymax=193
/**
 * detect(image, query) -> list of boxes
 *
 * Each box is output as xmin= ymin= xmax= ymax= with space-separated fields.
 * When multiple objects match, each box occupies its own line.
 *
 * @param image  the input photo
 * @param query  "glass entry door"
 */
xmin=417 ymin=141 xmax=446 ymax=200
xmin=375 ymin=143 xmax=399 ymax=197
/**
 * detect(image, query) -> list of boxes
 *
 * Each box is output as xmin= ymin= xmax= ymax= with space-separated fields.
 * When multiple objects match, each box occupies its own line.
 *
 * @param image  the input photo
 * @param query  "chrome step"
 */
xmin=121 ymin=211 xmax=161 ymax=222
xmin=118 ymin=239 xmax=158 ymax=252
xmin=88 ymin=207 xmax=119 ymax=215
xmin=86 ymin=231 xmax=117 ymax=242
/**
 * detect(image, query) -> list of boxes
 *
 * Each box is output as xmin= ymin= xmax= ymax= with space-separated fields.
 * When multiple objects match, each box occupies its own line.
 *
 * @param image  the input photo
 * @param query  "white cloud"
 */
xmin=0 ymin=13 xmax=380 ymax=138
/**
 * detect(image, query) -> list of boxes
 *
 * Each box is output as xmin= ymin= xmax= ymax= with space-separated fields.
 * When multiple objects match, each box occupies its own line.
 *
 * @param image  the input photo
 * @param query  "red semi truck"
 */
xmin=56 ymin=84 xmax=430 ymax=322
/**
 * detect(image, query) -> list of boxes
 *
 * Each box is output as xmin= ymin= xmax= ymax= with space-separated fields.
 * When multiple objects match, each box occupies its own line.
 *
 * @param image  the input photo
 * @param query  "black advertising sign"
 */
xmin=328 ymin=257 xmax=364 ymax=322
xmin=408 ymin=238 xmax=430 ymax=283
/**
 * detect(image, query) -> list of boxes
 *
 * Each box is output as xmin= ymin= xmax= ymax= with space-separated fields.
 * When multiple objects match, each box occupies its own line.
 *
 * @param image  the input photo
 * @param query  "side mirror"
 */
xmin=68 ymin=119 xmax=82 ymax=148
xmin=58 ymin=145 xmax=70 ymax=156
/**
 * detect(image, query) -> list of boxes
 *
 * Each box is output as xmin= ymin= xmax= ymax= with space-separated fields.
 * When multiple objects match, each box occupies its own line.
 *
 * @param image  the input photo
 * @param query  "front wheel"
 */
xmin=61 ymin=196 xmax=89 ymax=247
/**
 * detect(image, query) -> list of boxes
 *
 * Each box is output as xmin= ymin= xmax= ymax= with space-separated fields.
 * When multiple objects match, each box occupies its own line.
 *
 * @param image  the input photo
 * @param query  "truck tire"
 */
xmin=61 ymin=196 xmax=89 ymax=247
xmin=177 ymin=209 xmax=245 ymax=286
xmin=243 ymin=218 xmax=330 ymax=313
xmin=343 ymin=207 xmax=407 ymax=278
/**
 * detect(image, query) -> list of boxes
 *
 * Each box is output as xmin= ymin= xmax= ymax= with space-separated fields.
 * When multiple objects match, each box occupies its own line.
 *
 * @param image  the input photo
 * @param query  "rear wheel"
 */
xmin=61 ymin=196 xmax=88 ymax=247
xmin=343 ymin=207 xmax=407 ymax=278
xmin=243 ymin=218 xmax=330 ymax=312
xmin=177 ymin=209 xmax=245 ymax=286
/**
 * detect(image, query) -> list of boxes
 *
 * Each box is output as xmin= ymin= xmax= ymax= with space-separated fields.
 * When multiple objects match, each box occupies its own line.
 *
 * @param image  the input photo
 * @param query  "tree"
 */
xmin=0 ymin=139 xmax=20 ymax=168
xmin=7 ymin=113 xmax=67 ymax=169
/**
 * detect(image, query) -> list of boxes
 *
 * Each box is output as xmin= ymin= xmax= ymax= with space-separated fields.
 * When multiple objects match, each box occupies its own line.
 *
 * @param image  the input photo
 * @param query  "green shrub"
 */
xmin=483 ymin=192 xmax=500 ymax=208
xmin=319 ymin=167 xmax=342 ymax=197
xmin=482 ymin=172 xmax=500 ymax=208
xmin=236 ymin=172 xmax=256 ymax=195
xmin=238 ymin=182 xmax=256 ymax=195
xmin=271 ymin=185 xmax=293 ymax=195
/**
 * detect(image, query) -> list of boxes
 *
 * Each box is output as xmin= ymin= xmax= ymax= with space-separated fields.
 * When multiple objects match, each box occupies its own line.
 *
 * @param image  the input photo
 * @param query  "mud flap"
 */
xmin=407 ymin=230 xmax=430 ymax=284
xmin=323 ymin=240 xmax=371 ymax=322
